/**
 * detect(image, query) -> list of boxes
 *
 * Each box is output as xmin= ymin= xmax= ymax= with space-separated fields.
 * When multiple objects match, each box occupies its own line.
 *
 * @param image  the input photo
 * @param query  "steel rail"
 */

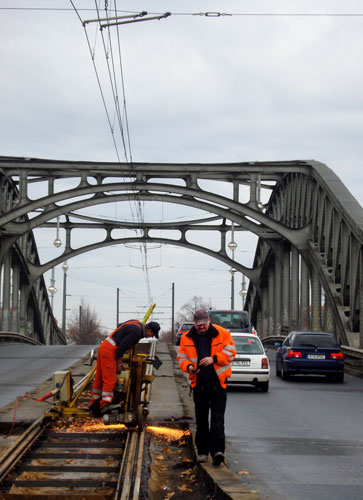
xmin=0 ymin=423 xmax=145 ymax=499
xmin=0 ymin=417 xmax=44 ymax=483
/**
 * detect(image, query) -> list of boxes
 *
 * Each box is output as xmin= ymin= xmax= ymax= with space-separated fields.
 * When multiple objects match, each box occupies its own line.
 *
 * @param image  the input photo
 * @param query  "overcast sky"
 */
xmin=1 ymin=1 xmax=363 ymax=336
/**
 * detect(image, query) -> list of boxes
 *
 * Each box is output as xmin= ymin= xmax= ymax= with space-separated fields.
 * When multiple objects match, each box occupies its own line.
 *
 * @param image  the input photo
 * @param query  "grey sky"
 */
xmin=1 ymin=1 xmax=363 ymax=334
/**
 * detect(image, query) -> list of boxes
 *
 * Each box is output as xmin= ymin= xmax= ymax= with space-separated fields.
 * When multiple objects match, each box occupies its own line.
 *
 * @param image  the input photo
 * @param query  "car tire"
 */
xmin=335 ymin=373 xmax=344 ymax=383
xmin=259 ymin=381 xmax=269 ymax=392
xmin=276 ymin=361 xmax=281 ymax=377
xmin=281 ymin=364 xmax=290 ymax=380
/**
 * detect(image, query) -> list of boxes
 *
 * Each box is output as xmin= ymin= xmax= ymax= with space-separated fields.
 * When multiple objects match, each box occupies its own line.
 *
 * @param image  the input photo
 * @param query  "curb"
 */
xmin=168 ymin=343 xmax=261 ymax=500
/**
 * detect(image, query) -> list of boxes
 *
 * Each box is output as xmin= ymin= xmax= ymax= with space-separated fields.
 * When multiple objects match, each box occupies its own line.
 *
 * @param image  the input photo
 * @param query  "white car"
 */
xmin=228 ymin=333 xmax=270 ymax=392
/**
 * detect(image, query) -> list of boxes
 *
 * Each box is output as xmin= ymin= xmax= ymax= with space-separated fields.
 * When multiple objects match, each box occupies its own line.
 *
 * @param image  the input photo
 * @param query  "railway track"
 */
xmin=0 ymin=418 xmax=145 ymax=499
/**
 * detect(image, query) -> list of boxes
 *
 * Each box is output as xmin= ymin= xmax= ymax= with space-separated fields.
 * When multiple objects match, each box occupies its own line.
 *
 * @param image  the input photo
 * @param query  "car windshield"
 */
xmin=209 ymin=311 xmax=249 ymax=329
xmin=293 ymin=334 xmax=338 ymax=348
xmin=233 ymin=336 xmax=264 ymax=354
xmin=180 ymin=323 xmax=193 ymax=331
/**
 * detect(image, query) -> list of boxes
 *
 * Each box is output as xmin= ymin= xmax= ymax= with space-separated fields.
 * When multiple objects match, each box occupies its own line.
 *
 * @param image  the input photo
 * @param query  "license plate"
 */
xmin=233 ymin=360 xmax=250 ymax=366
xmin=307 ymin=354 xmax=325 ymax=359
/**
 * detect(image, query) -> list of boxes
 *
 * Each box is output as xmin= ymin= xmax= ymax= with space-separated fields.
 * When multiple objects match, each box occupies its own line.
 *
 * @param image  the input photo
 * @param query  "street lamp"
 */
xmin=62 ymin=261 xmax=69 ymax=337
xmin=48 ymin=267 xmax=57 ymax=309
xmin=53 ymin=217 xmax=62 ymax=248
xmin=239 ymin=288 xmax=247 ymax=308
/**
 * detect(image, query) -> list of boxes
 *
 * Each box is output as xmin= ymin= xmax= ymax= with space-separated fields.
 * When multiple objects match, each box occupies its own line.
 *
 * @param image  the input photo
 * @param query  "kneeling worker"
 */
xmin=89 ymin=319 xmax=160 ymax=415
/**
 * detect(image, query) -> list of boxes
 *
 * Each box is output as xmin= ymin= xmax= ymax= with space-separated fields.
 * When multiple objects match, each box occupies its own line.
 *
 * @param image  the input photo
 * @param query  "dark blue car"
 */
xmin=276 ymin=331 xmax=344 ymax=382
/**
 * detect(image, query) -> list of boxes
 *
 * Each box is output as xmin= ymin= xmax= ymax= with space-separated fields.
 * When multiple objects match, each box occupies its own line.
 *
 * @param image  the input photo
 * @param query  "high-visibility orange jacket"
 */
xmin=177 ymin=324 xmax=236 ymax=388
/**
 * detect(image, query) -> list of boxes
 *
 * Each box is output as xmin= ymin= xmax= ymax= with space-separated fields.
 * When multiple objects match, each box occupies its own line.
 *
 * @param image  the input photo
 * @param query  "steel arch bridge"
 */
xmin=0 ymin=156 xmax=362 ymax=358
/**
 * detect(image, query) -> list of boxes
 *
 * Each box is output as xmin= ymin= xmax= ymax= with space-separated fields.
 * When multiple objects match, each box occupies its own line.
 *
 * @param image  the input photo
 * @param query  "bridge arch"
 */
xmin=0 ymin=157 xmax=362 ymax=355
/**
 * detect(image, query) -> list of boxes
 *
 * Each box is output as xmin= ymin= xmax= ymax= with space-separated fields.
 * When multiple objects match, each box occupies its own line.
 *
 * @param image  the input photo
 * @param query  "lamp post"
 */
xmin=62 ymin=261 xmax=68 ymax=337
xmin=240 ymin=274 xmax=247 ymax=308
xmin=116 ymin=287 xmax=120 ymax=327
xmin=48 ymin=267 xmax=57 ymax=309
xmin=228 ymin=223 xmax=238 ymax=310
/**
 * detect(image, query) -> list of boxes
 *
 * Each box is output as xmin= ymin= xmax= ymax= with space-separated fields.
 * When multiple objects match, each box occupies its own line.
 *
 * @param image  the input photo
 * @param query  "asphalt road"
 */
xmin=0 ymin=343 xmax=95 ymax=408
xmin=224 ymin=348 xmax=363 ymax=500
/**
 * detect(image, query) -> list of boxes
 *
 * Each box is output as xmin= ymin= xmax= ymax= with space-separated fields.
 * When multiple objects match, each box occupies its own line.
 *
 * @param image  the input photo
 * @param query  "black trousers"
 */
xmin=192 ymin=383 xmax=227 ymax=456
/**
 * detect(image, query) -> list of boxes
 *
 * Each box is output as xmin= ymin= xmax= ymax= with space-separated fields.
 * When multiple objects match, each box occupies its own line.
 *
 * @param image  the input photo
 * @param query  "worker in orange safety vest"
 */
xmin=177 ymin=309 xmax=236 ymax=466
xmin=89 ymin=319 xmax=160 ymax=416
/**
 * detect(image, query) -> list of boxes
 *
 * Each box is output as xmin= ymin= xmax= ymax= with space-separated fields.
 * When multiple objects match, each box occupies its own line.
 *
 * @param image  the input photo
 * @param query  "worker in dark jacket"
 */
xmin=89 ymin=319 xmax=160 ymax=415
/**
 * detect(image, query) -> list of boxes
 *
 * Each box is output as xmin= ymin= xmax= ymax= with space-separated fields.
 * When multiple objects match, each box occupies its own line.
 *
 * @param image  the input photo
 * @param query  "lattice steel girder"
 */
xmin=1 ymin=156 xmax=363 ymax=351
xmin=0 ymin=182 xmax=311 ymax=250
xmin=0 ymin=156 xmax=310 ymax=180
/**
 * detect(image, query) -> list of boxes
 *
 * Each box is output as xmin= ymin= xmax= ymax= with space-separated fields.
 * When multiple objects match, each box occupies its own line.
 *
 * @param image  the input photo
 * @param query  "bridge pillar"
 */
xmin=324 ymin=297 xmax=335 ymax=335
xmin=268 ymin=267 xmax=275 ymax=335
xmin=261 ymin=286 xmax=269 ymax=337
xmin=274 ymin=250 xmax=282 ymax=334
xmin=1 ymin=251 xmax=11 ymax=331
xmin=11 ymin=262 xmax=20 ymax=332
xmin=290 ymin=247 xmax=299 ymax=330
xmin=19 ymin=283 xmax=30 ymax=335
xmin=311 ymin=271 xmax=322 ymax=331
xmin=300 ymin=258 xmax=310 ymax=330
xmin=282 ymin=245 xmax=290 ymax=331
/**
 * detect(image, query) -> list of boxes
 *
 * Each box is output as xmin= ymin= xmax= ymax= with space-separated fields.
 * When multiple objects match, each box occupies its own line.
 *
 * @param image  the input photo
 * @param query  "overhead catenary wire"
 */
xmin=69 ymin=0 xmax=123 ymax=162
xmin=69 ymin=0 xmax=153 ymax=304
xmin=3 ymin=7 xmax=363 ymax=17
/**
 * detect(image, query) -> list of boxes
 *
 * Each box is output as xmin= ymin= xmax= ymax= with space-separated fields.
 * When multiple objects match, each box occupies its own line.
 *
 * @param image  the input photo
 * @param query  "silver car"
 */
xmin=228 ymin=333 xmax=270 ymax=392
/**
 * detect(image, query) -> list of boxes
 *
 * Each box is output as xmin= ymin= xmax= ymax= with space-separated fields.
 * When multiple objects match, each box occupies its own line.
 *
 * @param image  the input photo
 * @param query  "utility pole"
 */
xmin=79 ymin=305 xmax=82 ymax=336
xmin=116 ymin=287 xmax=120 ymax=327
xmin=172 ymin=282 xmax=175 ymax=343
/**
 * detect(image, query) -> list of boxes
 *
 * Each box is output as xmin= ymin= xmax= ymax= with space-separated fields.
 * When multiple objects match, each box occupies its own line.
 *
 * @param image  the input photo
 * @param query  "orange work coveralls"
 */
xmin=90 ymin=320 xmax=143 ymax=408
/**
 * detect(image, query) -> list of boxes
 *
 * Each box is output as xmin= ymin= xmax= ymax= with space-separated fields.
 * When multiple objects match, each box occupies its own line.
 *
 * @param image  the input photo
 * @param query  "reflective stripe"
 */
xmin=177 ymin=353 xmax=187 ymax=359
xmin=216 ymin=364 xmax=231 ymax=375
xmin=102 ymin=396 xmax=113 ymax=402
xmin=187 ymin=357 xmax=198 ymax=363
xmin=222 ymin=348 xmax=235 ymax=358
xmin=106 ymin=336 xmax=116 ymax=346
xmin=92 ymin=388 xmax=101 ymax=394
xmin=102 ymin=391 xmax=114 ymax=396
xmin=91 ymin=394 xmax=101 ymax=400
xmin=225 ymin=344 xmax=235 ymax=350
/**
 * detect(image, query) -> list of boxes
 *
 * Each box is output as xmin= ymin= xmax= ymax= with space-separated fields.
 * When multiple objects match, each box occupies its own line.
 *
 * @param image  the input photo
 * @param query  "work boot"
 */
xmin=89 ymin=400 xmax=101 ymax=417
xmin=100 ymin=403 xmax=121 ymax=415
xmin=212 ymin=452 xmax=224 ymax=466
xmin=196 ymin=454 xmax=208 ymax=463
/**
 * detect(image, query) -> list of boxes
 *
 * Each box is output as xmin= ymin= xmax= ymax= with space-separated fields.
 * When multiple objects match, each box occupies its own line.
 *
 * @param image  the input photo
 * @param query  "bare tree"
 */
xmin=67 ymin=299 xmax=105 ymax=345
xmin=175 ymin=295 xmax=215 ymax=329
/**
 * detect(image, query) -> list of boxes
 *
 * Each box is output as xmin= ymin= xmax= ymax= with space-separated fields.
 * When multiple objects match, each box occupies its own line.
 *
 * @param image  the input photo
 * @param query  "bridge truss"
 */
xmin=0 ymin=156 xmax=362 ymax=355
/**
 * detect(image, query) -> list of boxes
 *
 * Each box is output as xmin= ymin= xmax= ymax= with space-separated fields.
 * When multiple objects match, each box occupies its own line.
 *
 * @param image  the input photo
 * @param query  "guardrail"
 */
xmin=0 ymin=332 xmax=42 ymax=345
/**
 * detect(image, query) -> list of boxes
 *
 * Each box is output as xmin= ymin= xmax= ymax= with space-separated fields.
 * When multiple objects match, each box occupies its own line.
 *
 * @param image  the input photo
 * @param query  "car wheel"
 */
xmin=335 ymin=373 xmax=344 ymax=383
xmin=259 ymin=381 xmax=269 ymax=392
xmin=281 ymin=364 xmax=290 ymax=380
xmin=276 ymin=360 xmax=281 ymax=377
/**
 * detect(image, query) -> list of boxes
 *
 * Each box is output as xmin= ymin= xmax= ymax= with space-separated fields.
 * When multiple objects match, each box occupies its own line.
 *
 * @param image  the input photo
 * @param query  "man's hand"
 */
xmin=188 ymin=364 xmax=200 ymax=374
xmin=199 ymin=356 xmax=214 ymax=367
